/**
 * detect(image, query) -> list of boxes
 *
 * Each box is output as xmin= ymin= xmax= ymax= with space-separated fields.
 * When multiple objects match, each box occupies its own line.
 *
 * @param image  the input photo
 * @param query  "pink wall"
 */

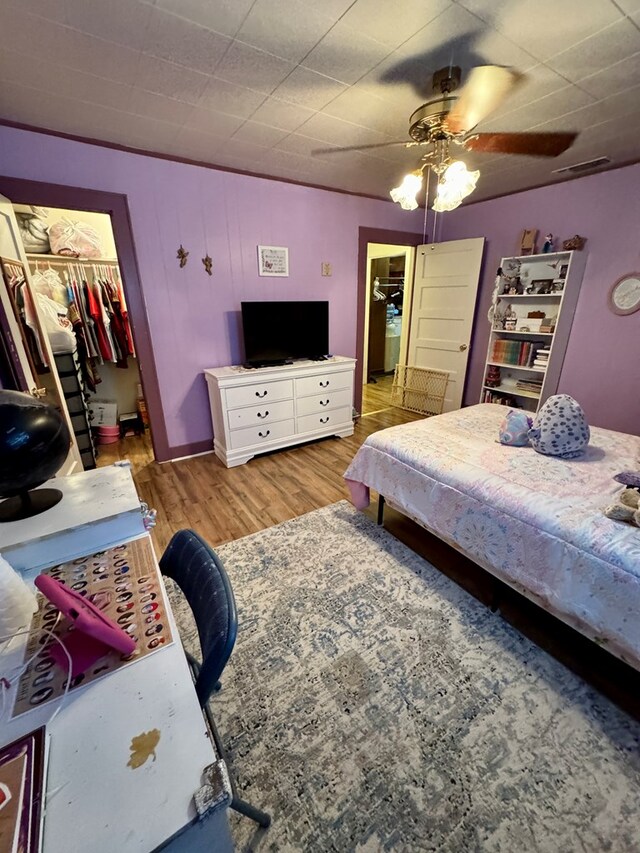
xmin=442 ymin=164 xmax=640 ymax=436
xmin=0 ymin=125 xmax=422 ymax=455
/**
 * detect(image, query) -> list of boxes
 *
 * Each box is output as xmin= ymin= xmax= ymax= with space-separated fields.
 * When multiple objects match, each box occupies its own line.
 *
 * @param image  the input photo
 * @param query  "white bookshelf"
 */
xmin=480 ymin=250 xmax=587 ymax=413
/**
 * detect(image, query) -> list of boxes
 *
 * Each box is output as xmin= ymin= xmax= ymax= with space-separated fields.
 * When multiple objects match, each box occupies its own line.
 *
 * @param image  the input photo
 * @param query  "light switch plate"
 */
xmin=321 ymin=262 xmax=332 ymax=276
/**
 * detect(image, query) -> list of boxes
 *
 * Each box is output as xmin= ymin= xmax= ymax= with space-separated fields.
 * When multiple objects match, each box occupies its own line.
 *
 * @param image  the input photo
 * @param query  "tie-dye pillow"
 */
xmin=498 ymin=409 xmax=533 ymax=446
xmin=528 ymin=394 xmax=590 ymax=458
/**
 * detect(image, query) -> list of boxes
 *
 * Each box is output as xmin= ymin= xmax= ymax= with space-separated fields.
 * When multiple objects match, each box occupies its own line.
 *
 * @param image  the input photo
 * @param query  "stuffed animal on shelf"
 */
xmin=604 ymin=471 xmax=640 ymax=527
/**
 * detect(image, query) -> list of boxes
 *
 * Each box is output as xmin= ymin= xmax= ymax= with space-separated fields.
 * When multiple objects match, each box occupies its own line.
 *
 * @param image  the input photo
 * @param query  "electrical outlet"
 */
xmin=321 ymin=262 xmax=332 ymax=276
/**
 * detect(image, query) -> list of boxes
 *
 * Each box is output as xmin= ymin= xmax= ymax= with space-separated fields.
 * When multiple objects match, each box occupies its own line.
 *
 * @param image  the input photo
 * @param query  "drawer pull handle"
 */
xmin=255 ymin=390 xmax=268 ymax=398
xmin=320 ymin=416 xmax=329 ymax=424
xmin=320 ymin=399 xmax=330 ymax=407
xmin=258 ymin=430 xmax=271 ymax=438
xmin=319 ymin=380 xmax=329 ymax=388
xmin=257 ymin=411 xmax=269 ymax=419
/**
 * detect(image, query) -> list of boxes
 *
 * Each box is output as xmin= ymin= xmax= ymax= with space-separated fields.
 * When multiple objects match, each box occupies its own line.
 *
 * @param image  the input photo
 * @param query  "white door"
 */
xmin=0 ymin=193 xmax=82 ymax=474
xmin=407 ymin=238 xmax=484 ymax=412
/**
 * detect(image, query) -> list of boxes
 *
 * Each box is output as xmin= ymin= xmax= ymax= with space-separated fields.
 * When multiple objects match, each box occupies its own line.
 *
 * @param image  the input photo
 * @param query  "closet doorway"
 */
xmin=0 ymin=180 xmax=159 ymax=467
xmin=362 ymin=243 xmax=415 ymax=415
xmin=15 ymin=204 xmax=148 ymax=466
xmin=0 ymin=177 xmax=166 ymax=461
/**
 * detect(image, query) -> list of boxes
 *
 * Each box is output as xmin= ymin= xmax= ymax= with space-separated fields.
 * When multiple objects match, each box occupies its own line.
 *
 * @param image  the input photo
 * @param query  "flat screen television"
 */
xmin=241 ymin=301 xmax=329 ymax=367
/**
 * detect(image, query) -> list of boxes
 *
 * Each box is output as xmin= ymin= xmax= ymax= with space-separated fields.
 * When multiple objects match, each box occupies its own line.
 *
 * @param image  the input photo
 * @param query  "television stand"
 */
xmin=204 ymin=357 xmax=356 ymax=467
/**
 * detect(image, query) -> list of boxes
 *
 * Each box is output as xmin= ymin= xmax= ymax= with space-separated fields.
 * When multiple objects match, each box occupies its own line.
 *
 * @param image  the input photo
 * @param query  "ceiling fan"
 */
xmin=313 ymin=65 xmax=578 ymax=211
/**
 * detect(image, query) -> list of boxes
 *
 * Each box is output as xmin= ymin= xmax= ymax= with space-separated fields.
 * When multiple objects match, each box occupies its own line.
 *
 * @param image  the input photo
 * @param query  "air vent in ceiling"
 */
xmin=552 ymin=156 xmax=610 ymax=175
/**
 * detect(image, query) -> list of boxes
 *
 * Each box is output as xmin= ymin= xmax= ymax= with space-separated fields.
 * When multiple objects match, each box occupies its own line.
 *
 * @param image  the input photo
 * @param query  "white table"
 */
xmin=0 ymin=470 xmax=233 ymax=852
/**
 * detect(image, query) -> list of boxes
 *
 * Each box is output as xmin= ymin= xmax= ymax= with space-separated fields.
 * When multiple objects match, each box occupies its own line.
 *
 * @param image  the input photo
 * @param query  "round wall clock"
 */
xmin=608 ymin=273 xmax=640 ymax=315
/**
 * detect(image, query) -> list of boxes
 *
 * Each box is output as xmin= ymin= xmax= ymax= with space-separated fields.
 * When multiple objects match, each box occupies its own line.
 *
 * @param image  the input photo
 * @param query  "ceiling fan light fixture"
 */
xmin=390 ymin=169 xmax=423 ymax=210
xmin=432 ymin=160 xmax=480 ymax=212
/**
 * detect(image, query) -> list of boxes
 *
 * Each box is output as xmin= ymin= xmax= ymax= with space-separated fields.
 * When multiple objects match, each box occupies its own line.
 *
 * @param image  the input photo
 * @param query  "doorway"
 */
xmin=355 ymin=227 xmax=423 ymax=418
xmin=12 ymin=202 xmax=150 ymax=465
xmin=0 ymin=176 xmax=168 ymax=462
xmin=362 ymin=243 xmax=415 ymax=415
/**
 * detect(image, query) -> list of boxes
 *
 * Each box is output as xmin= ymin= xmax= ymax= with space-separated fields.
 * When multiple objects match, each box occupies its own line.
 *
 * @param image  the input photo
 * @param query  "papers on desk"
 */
xmin=0 ymin=727 xmax=48 ymax=853
xmin=12 ymin=537 xmax=173 ymax=720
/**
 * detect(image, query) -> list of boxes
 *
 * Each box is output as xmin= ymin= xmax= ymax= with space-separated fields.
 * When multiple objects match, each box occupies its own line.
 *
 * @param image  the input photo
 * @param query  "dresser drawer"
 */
xmin=295 ymin=370 xmax=352 ymax=398
xmin=229 ymin=418 xmax=296 ymax=450
xmin=296 ymin=387 xmax=352 ymax=417
xmin=297 ymin=406 xmax=353 ymax=434
xmin=225 ymin=379 xmax=293 ymax=409
xmin=227 ymin=399 xmax=294 ymax=430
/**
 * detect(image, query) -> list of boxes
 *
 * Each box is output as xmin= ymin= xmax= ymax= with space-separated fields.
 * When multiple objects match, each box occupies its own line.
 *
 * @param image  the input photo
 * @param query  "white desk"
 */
xmin=0 ymin=466 xmax=147 ymax=572
xmin=0 ymin=470 xmax=233 ymax=852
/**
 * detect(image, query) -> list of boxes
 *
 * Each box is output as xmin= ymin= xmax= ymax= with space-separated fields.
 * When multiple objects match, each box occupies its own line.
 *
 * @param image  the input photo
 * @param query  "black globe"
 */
xmin=0 ymin=390 xmax=71 ymax=521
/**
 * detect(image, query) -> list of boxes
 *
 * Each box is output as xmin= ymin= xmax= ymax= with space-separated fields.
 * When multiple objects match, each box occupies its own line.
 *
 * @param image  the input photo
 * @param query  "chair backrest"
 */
xmin=160 ymin=529 xmax=238 ymax=706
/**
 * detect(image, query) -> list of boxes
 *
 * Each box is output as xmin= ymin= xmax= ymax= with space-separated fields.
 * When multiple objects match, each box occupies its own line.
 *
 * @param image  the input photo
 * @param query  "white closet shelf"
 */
xmin=493 ymin=330 xmax=554 ymax=336
xmin=482 ymin=385 xmax=541 ymax=399
xmin=26 ymin=253 xmax=120 ymax=263
xmin=496 ymin=293 xmax=561 ymax=299
xmin=502 ymin=251 xmax=571 ymax=262
xmin=486 ymin=362 xmax=546 ymax=373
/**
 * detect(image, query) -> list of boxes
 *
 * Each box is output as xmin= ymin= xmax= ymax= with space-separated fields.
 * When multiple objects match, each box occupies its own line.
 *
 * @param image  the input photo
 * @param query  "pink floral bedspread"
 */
xmin=344 ymin=404 xmax=640 ymax=668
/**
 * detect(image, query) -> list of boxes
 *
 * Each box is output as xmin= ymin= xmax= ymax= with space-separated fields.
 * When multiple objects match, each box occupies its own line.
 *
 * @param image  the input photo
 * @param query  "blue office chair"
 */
xmin=160 ymin=529 xmax=271 ymax=828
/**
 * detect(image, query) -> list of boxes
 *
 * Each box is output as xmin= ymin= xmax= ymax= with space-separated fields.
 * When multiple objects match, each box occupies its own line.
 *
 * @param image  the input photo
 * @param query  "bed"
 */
xmin=344 ymin=403 xmax=640 ymax=669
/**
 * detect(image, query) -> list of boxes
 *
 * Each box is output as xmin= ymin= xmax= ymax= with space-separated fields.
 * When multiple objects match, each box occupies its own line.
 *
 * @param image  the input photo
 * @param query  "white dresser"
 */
xmin=204 ymin=356 xmax=356 ymax=467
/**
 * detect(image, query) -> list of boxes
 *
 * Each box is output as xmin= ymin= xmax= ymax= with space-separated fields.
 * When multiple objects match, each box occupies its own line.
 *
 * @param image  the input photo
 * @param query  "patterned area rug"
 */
xmin=165 ymin=501 xmax=640 ymax=852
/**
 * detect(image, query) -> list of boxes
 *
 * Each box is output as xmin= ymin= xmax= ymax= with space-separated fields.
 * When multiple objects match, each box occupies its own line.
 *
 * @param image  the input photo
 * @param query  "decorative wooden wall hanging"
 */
xmin=176 ymin=245 xmax=189 ymax=268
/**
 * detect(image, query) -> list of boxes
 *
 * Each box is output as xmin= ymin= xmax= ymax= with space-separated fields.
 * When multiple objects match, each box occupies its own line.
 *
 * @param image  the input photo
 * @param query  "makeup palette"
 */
xmin=12 ymin=537 xmax=173 ymax=719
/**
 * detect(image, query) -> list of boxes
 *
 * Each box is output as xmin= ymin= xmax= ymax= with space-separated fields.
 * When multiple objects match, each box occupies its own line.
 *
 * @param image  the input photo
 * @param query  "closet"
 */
xmin=367 ymin=254 xmax=406 ymax=379
xmin=9 ymin=203 xmax=148 ymax=465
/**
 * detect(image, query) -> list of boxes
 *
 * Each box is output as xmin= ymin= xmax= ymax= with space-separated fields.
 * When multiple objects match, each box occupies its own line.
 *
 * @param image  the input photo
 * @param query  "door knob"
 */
xmin=31 ymin=387 xmax=47 ymax=398
xmin=459 ymin=343 xmax=468 ymax=352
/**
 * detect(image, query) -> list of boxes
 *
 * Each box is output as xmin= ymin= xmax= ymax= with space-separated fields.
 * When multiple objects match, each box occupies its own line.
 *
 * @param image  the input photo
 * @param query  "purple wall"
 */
xmin=442 ymin=164 xmax=640 ymax=436
xmin=0 ymin=125 xmax=422 ymax=456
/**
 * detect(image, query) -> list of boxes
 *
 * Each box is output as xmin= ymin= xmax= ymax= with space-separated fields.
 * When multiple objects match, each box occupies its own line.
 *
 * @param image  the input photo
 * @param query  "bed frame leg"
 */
xmin=490 ymin=579 xmax=502 ymax=613
xmin=377 ymin=495 xmax=385 ymax=525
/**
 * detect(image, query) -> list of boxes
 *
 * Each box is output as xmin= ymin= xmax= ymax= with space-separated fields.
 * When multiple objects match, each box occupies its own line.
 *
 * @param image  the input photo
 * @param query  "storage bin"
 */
xmin=97 ymin=432 xmax=120 ymax=445
xmin=97 ymin=425 xmax=120 ymax=436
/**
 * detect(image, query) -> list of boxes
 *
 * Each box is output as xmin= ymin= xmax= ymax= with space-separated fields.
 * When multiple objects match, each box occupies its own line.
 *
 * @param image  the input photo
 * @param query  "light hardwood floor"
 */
xmin=361 ymin=373 xmax=394 ymax=415
xmin=97 ymin=408 xmax=640 ymax=718
xmin=96 ymin=407 xmax=420 ymax=553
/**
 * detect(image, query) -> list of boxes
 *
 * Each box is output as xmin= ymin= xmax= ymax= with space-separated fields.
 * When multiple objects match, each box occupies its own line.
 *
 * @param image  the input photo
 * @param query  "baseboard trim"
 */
xmin=162 ymin=439 xmax=213 ymax=462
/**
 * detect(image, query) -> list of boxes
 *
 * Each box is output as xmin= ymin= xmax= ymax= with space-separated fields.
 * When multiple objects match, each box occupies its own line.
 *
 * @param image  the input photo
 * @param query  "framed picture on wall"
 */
xmin=258 ymin=245 xmax=289 ymax=277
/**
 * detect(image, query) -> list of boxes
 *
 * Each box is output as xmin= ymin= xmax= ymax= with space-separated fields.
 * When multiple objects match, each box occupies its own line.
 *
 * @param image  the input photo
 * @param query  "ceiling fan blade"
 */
xmin=312 ymin=141 xmax=413 ymax=155
xmin=464 ymin=131 xmax=578 ymax=157
xmin=445 ymin=66 xmax=523 ymax=134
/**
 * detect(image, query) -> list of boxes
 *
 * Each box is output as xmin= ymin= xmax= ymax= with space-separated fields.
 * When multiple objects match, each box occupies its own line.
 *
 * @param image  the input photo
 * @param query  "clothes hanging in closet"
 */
xmin=1 ymin=260 xmax=49 ymax=372
xmin=29 ymin=260 xmax=136 ymax=390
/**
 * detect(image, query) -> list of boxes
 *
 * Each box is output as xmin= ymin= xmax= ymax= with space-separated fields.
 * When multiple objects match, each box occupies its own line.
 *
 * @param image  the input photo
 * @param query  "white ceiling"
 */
xmin=1 ymin=0 xmax=639 ymax=203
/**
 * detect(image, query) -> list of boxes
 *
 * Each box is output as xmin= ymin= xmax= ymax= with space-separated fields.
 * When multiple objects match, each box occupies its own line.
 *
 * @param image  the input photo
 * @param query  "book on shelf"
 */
xmin=482 ymin=388 xmax=516 ymax=406
xmin=490 ymin=339 xmax=540 ymax=366
xmin=516 ymin=381 xmax=543 ymax=393
xmin=527 ymin=343 xmax=545 ymax=366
